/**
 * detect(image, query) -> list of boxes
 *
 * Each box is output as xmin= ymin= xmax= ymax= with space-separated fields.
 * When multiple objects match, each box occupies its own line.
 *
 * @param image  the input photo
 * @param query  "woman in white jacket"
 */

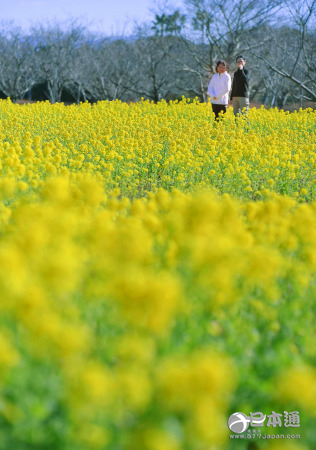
xmin=208 ymin=61 xmax=231 ymax=120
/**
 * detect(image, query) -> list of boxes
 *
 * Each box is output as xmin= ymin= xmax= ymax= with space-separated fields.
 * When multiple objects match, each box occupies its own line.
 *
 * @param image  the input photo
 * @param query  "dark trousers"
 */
xmin=212 ymin=103 xmax=227 ymax=120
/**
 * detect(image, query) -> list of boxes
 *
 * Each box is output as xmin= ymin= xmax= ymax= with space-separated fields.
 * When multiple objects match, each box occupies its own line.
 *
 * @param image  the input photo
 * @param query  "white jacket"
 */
xmin=207 ymin=72 xmax=231 ymax=105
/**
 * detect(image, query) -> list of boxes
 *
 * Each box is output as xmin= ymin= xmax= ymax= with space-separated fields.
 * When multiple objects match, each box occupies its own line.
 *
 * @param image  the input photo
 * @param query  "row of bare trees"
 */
xmin=0 ymin=0 xmax=314 ymax=106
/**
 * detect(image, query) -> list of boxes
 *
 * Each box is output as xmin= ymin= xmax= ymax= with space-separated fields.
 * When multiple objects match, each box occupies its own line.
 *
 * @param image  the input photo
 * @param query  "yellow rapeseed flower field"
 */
xmin=0 ymin=98 xmax=315 ymax=449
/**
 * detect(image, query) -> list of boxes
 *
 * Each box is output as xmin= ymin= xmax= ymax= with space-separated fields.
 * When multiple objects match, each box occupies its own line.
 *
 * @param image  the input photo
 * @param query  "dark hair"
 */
xmin=236 ymin=55 xmax=246 ymax=61
xmin=216 ymin=60 xmax=228 ymax=72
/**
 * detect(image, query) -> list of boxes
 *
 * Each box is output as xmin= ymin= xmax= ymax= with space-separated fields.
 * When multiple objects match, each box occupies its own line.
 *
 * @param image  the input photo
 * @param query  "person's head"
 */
xmin=236 ymin=55 xmax=246 ymax=67
xmin=216 ymin=60 xmax=227 ymax=73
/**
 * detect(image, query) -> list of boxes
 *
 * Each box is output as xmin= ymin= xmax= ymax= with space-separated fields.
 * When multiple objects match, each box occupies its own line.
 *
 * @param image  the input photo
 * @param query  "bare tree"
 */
xmin=0 ymin=24 xmax=38 ymax=102
xmin=250 ymin=0 xmax=316 ymax=102
xmin=32 ymin=20 xmax=87 ymax=103
xmin=65 ymin=39 xmax=95 ymax=104
xmin=127 ymin=35 xmax=181 ymax=102
xmin=81 ymin=39 xmax=137 ymax=102
xmin=184 ymin=0 xmax=282 ymax=67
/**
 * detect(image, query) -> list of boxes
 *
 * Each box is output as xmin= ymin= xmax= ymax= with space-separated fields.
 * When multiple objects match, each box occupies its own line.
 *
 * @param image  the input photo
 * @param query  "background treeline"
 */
xmin=0 ymin=0 xmax=315 ymax=107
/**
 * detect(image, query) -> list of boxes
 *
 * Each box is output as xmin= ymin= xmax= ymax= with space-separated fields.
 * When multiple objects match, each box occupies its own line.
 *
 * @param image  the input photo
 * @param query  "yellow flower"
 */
xmin=275 ymin=364 xmax=316 ymax=416
xmin=111 ymin=269 xmax=182 ymax=333
xmin=0 ymin=333 xmax=20 ymax=375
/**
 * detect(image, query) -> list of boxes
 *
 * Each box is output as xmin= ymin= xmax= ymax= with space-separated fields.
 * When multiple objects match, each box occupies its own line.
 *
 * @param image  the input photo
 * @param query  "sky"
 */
xmin=1 ymin=0 xmax=184 ymax=35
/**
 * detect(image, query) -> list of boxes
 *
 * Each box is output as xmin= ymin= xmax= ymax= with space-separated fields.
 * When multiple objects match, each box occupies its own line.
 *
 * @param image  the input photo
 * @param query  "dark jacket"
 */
xmin=230 ymin=68 xmax=250 ymax=99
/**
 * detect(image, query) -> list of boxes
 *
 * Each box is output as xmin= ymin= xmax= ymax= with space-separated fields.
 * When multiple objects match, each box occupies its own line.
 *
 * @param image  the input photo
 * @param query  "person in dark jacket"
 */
xmin=230 ymin=55 xmax=250 ymax=116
